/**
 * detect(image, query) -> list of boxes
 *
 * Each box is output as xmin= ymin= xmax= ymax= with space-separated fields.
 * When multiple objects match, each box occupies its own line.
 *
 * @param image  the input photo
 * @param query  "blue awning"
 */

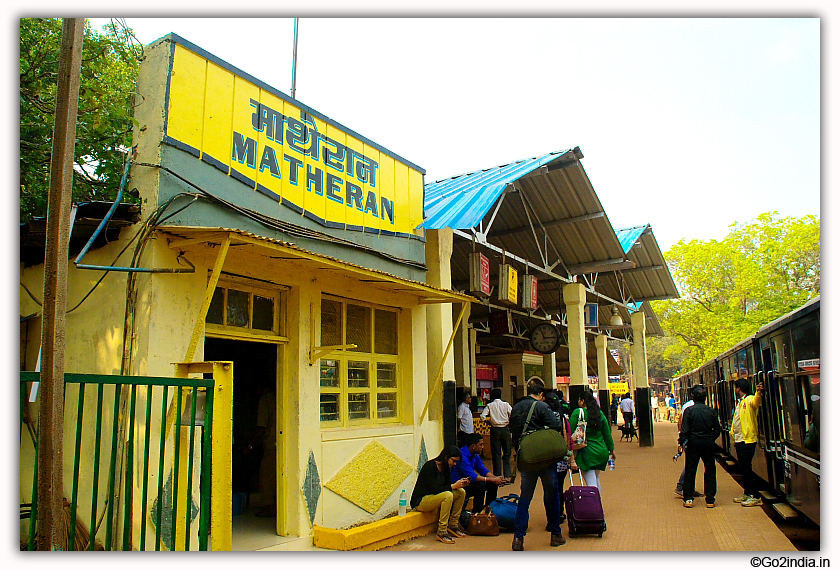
xmin=421 ymin=150 xmax=576 ymax=230
xmin=614 ymin=225 xmax=649 ymax=254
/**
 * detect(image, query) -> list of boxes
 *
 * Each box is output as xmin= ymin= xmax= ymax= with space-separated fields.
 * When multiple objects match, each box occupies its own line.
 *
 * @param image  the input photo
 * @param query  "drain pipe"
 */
xmin=73 ymin=160 xmax=195 ymax=273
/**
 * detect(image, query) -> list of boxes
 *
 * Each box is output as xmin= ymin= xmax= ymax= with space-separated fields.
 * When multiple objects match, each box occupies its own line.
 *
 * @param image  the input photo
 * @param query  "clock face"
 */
xmin=530 ymin=323 xmax=560 ymax=354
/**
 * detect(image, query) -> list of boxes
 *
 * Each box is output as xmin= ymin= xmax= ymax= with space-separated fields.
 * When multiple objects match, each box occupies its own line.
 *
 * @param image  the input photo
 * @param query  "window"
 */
xmin=319 ymin=296 xmax=400 ymax=426
xmin=205 ymin=281 xmax=286 ymax=338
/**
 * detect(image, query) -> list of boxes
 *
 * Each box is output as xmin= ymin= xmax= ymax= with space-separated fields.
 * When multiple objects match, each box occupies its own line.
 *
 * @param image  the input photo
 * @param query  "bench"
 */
xmin=313 ymin=509 xmax=439 ymax=551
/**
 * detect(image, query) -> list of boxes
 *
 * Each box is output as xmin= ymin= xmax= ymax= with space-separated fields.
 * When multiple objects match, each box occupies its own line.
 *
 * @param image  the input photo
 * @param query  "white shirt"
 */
xmin=620 ymin=398 xmax=634 ymax=413
xmin=480 ymin=399 xmax=512 ymax=427
xmin=457 ymin=402 xmax=474 ymax=433
xmin=651 ymin=396 xmax=659 ymax=408
xmin=681 ymin=400 xmax=695 ymax=413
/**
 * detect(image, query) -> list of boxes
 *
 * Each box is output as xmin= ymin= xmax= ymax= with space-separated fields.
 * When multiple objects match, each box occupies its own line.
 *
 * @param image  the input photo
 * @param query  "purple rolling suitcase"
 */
xmin=564 ymin=471 xmax=607 ymax=537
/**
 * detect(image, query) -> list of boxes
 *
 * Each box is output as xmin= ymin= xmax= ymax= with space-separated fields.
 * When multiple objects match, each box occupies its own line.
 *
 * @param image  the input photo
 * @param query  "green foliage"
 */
xmin=653 ymin=212 xmax=820 ymax=374
xmin=20 ymin=18 xmax=143 ymax=222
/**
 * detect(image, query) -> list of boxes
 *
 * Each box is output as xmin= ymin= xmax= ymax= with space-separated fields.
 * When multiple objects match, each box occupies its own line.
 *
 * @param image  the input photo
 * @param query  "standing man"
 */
xmin=457 ymin=393 xmax=474 ymax=448
xmin=509 ymin=386 xmax=565 ymax=551
xmin=732 ymin=379 xmax=765 ymax=507
xmin=678 ymin=385 xmax=721 ymax=508
xmin=452 ymin=433 xmax=505 ymax=516
xmin=651 ymin=393 xmax=660 ymax=422
xmin=674 ymin=385 xmax=703 ymax=499
xmin=619 ymin=393 xmax=635 ymax=428
xmin=480 ymin=388 xmax=513 ymax=481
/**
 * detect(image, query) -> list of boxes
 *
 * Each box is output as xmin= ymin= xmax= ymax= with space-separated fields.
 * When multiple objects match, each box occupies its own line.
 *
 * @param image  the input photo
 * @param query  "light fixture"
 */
xmin=608 ymin=306 xmax=623 ymax=327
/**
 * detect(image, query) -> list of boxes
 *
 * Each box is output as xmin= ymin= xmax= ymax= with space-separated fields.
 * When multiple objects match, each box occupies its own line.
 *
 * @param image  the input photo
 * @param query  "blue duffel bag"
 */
xmin=487 ymin=494 xmax=519 ymax=529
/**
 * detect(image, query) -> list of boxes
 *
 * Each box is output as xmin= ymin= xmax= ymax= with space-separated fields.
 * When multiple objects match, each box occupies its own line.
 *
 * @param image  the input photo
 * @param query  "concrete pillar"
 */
xmin=542 ymin=351 xmax=556 ymax=391
xmin=425 ymin=228 xmax=455 ymax=425
xmin=563 ymin=282 xmax=588 ymax=407
xmin=631 ymin=310 xmax=653 ymax=446
xmin=453 ymin=303 xmax=472 ymax=389
xmin=595 ymin=334 xmax=610 ymax=414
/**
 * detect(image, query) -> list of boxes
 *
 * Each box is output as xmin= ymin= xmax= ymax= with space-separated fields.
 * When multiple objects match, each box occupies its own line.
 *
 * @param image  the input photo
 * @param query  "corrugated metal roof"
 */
xmin=422 ymin=150 xmax=575 ymax=230
xmin=615 ymin=225 xmax=648 ymax=254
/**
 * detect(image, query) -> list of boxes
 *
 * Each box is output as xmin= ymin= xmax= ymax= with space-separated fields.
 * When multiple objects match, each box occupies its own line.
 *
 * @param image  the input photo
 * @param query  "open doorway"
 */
xmin=204 ymin=337 xmax=283 ymax=550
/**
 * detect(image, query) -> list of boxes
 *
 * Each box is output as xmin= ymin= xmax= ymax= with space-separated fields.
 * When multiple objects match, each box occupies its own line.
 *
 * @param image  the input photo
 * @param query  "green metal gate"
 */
xmin=20 ymin=366 xmax=231 ymax=551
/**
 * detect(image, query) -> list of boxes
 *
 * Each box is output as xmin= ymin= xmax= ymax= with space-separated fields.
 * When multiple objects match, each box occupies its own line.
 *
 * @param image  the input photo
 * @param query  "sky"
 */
xmin=89 ymin=17 xmax=821 ymax=252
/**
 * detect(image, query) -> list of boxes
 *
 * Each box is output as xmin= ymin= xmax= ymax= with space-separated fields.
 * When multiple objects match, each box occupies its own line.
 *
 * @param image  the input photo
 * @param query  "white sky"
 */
xmin=90 ymin=16 xmax=821 ymax=252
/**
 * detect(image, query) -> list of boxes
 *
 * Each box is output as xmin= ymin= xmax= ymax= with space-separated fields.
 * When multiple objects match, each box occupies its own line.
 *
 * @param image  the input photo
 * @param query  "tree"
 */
xmin=20 ymin=18 xmax=142 ymax=223
xmin=652 ymin=212 xmax=820 ymax=373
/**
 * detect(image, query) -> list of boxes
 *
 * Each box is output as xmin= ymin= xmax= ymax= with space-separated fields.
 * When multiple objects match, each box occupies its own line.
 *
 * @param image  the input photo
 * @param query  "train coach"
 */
xmin=674 ymin=296 xmax=819 ymax=524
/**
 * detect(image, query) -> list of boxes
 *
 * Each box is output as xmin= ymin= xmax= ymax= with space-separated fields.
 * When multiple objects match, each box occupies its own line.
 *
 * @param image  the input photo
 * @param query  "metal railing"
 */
xmin=20 ymin=370 xmax=222 ymax=551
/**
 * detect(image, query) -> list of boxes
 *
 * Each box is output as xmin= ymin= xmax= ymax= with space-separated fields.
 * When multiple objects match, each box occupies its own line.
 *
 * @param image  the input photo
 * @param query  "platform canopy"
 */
xmin=421 ymin=148 xmax=679 ymax=345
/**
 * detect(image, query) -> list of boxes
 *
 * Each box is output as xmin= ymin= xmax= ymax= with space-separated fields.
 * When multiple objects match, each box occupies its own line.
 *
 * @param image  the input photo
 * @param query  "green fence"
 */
xmin=20 ymin=371 xmax=215 ymax=551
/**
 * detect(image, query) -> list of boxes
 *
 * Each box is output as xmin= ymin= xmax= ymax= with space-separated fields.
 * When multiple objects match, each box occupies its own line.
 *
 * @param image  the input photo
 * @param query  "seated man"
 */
xmin=452 ymin=433 xmax=506 ymax=515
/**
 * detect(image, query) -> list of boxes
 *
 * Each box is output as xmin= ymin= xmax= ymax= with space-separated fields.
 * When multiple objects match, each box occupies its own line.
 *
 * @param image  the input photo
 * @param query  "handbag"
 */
xmin=487 ymin=494 xmax=519 ymax=529
xmin=466 ymin=505 xmax=500 ymax=536
xmin=517 ymin=401 xmax=569 ymax=471
xmin=571 ymin=408 xmax=588 ymax=450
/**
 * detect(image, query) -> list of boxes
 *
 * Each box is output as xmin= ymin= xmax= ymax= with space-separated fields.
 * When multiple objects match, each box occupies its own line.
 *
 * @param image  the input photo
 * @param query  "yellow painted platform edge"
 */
xmin=354 ymin=522 xmax=438 ymax=551
xmin=313 ymin=510 xmax=439 ymax=551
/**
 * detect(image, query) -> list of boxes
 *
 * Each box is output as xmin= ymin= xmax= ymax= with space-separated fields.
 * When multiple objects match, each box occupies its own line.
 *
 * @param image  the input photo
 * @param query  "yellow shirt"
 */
xmin=730 ymin=392 xmax=762 ymax=444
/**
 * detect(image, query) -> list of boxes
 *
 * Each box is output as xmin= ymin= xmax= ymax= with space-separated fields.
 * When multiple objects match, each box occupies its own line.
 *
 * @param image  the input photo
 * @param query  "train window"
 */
xmin=736 ymin=349 xmax=749 ymax=379
xmin=792 ymin=320 xmax=819 ymax=363
xmin=771 ymin=333 xmax=792 ymax=374
xmin=745 ymin=345 xmax=755 ymax=376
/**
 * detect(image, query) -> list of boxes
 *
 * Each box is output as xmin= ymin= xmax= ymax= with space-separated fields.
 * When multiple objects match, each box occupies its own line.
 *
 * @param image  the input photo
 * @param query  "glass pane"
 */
xmin=206 ymin=288 xmax=224 ymax=325
xmin=377 ymin=362 xmax=397 ymax=388
xmin=348 ymin=393 xmax=370 ymax=420
xmin=374 ymin=309 xmax=398 ymax=354
xmin=320 ymin=393 xmax=340 ymax=422
xmin=252 ymin=295 xmax=274 ymax=331
xmin=377 ymin=392 xmax=397 ymax=419
xmin=321 ymin=298 xmax=342 ymax=346
xmin=346 ymin=304 xmax=372 ymax=352
xmin=348 ymin=361 xmax=369 ymax=388
xmin=227 ymin=289 xmax=250 ymax=328
xmin=320 ymin=359 xmax=340 ymax=388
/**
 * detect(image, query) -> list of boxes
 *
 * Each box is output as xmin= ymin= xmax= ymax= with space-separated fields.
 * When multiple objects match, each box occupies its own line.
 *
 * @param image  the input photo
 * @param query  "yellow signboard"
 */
xmin=165 ymin=42 xmax=424 ymax=237
xmin=609 ymin=382 xmax=629 ymax=398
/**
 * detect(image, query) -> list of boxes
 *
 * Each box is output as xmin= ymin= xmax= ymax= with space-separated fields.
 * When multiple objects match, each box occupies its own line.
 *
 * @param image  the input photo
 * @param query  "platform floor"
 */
xmin=385 ymin=421 xmax=798 ymax=552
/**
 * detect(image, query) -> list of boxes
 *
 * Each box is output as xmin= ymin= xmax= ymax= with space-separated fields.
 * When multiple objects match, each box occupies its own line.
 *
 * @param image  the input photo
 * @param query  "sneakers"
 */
xmin=683 ymin=499 xmax=694 ymax=508
xmin=436 ymin=531 xmax=455 ymax=544
xmin=447 ymin=524 xmax=467 ymax=538
xmin=742 ymin=497 xmax=763 ymax=507
xmin=733 ymin=493 xmax=748 ymax=503
xmin=706 ymin=501 xmax=716 ymax=508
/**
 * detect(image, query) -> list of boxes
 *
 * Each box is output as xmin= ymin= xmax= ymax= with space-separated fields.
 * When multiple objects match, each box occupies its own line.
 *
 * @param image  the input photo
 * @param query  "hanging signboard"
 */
xmin=584 ymin=303 xmax=599 ymax=327
xmin=522 ymin=274 xmax=538 ymax=310
xmin=609 ymin=382 xmax=629 ymax=398
xmin=469 ymin=252 xmax=491 ymax=297
xmin=498 ymin=264 xmax=518 ymax=304
xmin=489 ymin=310 xmax=513 ymax=335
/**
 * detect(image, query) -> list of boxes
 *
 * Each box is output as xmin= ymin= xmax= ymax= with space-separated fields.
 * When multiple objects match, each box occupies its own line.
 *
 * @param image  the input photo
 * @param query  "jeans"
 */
xmin=490 ymin=426 xmax=513 ymax=479
xmin=683 ymin=438 xmax=717 ymax=504
xmin=622 ymin=411 xmax=634 ymax=427
xmin=552 ymin=469 xmax=568 ymax=519
xmin=735 ymin=441 xmax=758 ymax=497
xmin=414 ymin=489 xmax=467 ymax=533
xmin=463 ymin=480 xmax=498 ymax=514
xmin=514 ymin=464 xmax=562 ymax=538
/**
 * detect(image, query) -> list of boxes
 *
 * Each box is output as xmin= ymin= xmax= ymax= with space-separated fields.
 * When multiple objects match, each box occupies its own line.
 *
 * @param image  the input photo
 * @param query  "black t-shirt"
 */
xmin=410 ymin=460 xmax=452 ymax=509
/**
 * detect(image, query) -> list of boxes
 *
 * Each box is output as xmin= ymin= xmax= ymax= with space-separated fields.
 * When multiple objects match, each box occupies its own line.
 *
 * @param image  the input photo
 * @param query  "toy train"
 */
xmin=674 ymin=296 xmax=819 ymax=525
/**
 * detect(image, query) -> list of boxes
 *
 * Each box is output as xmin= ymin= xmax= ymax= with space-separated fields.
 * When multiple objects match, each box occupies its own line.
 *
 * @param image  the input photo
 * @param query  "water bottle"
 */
xmin=398 ymin=489 xmax=407 ymax=516
xmin=608 ymin=458 xmax=615 ymax=470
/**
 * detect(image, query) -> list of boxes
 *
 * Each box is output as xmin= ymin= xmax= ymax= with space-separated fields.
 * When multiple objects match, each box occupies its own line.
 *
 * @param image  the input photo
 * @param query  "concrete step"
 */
xmin=771 ymin=502 xmax=799 ymax=520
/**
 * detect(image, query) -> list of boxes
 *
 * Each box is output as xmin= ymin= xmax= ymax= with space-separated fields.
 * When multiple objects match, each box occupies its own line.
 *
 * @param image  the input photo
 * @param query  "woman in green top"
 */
xmin=570 ymin=390 xmax=616 ymax=492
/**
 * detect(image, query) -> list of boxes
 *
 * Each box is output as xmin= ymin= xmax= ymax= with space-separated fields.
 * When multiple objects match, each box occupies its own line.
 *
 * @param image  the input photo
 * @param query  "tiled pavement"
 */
xmin=385 ymin=421 xmax=797 ymax=552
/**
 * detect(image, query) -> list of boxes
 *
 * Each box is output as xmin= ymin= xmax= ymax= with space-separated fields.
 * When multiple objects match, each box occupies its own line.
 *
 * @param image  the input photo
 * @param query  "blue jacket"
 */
xmin=451 ymin=444 xmax=490 ymax=483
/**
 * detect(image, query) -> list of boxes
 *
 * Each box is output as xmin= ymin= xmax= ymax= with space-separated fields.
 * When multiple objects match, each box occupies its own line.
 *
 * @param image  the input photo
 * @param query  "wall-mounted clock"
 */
xmin=529 ymin=322 xmax=560 ymax=354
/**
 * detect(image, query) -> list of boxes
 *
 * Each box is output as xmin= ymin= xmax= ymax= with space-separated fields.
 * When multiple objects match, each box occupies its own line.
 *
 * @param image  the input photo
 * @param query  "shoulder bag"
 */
xmin=517 ymin=401 xmax=569 ymax=471
xmin=571 ymin=408 xmax=588 ymax=450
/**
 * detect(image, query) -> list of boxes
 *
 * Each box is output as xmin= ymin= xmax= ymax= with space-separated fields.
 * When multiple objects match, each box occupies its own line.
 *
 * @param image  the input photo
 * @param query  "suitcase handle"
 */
xmin=568 ymin=468 xmax=585 ymax=487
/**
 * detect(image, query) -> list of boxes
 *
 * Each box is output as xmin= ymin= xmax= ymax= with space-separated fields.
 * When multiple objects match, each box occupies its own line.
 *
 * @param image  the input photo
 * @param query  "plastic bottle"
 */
xmin=608 ymin=458 xmax=615 ymax=470
xmin=399 ymin=490 xmax=407 ymax=516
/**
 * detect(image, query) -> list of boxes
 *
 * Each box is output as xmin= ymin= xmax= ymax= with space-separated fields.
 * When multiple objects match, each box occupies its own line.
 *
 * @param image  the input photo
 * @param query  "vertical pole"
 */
xmin=37 ymin=17 xmax=84 ymax=552
xmin=291 ymin=18 xmax=299 ymax=99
